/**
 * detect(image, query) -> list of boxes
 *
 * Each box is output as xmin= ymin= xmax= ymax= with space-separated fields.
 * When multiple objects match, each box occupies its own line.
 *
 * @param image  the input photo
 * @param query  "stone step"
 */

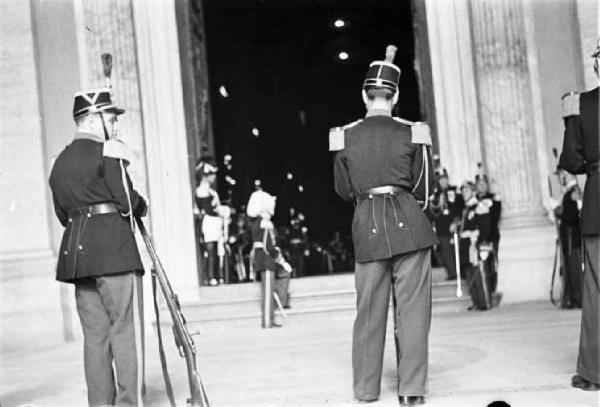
xmin=159 ymin=268 xmax=471 ymax=328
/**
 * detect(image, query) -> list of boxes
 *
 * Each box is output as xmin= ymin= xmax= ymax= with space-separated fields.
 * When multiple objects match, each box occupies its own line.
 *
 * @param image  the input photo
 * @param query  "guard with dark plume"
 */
xmin=559 ymin=36 xmax=600 ymax=392
xmin=49 ymin=53 xmax=148 ymax=406
xmin=330 ymin=44 xmax=437 ymax=406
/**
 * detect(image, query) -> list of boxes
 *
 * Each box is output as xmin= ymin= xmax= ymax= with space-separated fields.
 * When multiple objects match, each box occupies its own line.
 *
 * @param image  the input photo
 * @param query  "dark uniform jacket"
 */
xmin=477 ymin=192 xmax=501 ymax=243
xmin=431 ymin=186 xmax=464 ymax=237
xmin=459 ymin=198 xmax=491 ymax=266
xmin=49 ymin=133 xmax=147 ymax=283
xmin=559 ymin=87 xmax=600 ymax=235
xmin=331 ymin=111 xmax=438 ymax=263
xmin=249 ymin=217 xmax=280 ymax=272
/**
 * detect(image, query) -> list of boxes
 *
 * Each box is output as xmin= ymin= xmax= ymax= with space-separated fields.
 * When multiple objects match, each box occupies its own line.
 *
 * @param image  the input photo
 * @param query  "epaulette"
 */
xmin=393 ymin=117 xmax=432 ymax=146
xmin=561 ymin=91 xmax=580 ymax=117
xmin=328 ymin=119 xmax=362 ymax=151
xmin=103 ymin=138 xmax=132 ymax=163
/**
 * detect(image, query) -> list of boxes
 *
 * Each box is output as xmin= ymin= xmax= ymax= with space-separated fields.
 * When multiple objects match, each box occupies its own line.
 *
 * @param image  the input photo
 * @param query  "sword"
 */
xmin=453 ymin=232 xmax=463 ymax=297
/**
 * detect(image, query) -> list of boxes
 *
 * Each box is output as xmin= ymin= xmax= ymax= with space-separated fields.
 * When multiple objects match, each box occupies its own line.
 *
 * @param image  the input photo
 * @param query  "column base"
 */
xmin=497 ymin=212 xmax=555 ymax=304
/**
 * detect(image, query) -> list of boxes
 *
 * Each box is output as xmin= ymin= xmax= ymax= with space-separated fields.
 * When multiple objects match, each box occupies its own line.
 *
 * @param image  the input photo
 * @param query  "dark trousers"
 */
xmin=465 ymin=263 xmax=492 ymax=310
xmin=491 ymin=239 xmax=500 ymax=292
xmin=562 ymin=239 xmax=583 ymax=308
xmin=260 ymin=269 xmax=291 ymax=328
xmin=290 ymin=244 xmax=305 ymax=277
xmin=260 ymin=270 xmax=276 ymax=328
xmin=352 ymin=249 xmax=432 ymax=400
xmin=437 ymin=235 xmax=456 ymax=279
xmin=203 ymin=242 xmax=223 ymax=283
xmin=577 ymin=236 xmax=600 ymax=383
xmin=75 ymin=272 xmax=145 ymax=407
xmin=275 ymin=268 xmax=291 ymax=307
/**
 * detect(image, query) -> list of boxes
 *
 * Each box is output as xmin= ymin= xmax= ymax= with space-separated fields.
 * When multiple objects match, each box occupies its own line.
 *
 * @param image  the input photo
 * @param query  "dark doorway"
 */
xmin=202 ymin=0 xmax=422 ymax=275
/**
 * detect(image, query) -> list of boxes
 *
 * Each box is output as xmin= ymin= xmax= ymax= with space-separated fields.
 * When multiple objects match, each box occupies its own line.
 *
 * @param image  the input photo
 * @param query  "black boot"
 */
xmin=399 ymin=396 xmax=425 ymax=406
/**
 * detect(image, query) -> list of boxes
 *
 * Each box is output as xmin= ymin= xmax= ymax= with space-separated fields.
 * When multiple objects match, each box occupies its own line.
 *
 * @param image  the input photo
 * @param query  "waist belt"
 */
xmin=68 ymin=203 xmax=118 ymax=219
xmin=357 ymin=185 xmax=406 ymax=201
xmin=253 ymin=242 xmax=264 ymax=249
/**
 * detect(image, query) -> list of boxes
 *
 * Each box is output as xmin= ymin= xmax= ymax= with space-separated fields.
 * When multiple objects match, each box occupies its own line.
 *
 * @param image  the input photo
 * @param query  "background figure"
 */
xmin=475 ymin=176 xmax=502 ymax=292
xmin=289 ymin=211 xmax=307 ymax=277
xmin=247 ymin=190 xmax=292 ymax=328
xmin=554 ymin=174 xmax=584 ymax=309
xmin=430 ymin=170 xmax=464 ymax=281
xmin=559 ymin=38 xmax=600 ymax=392
xmin=195 ymin=161 xmax=226 ymax=286
xmin=459 ymin=182 xmax=493 ymax=311
xmin=229 ymin=213 xmax=252 ymax=282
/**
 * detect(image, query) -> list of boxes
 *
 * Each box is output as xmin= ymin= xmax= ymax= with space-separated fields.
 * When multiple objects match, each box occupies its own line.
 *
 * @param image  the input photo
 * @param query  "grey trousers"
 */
xmin=75 ymin=272 xmax=145 ymax=407
xmin=577 ymin=236 xmax=600 ymax=383
xmin=352 ymin=249 xmax=432 ymax=400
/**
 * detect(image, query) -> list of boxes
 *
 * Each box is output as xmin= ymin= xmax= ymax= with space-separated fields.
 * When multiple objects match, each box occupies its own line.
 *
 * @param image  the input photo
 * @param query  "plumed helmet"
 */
xmin=363 ymin=45 xmax=401 ymax=92
xmin=195 ymin=160 xmax=218 ymax=176
xmin=246 ymin=190 xmax=276 ymax=218
xmin=73 ymin=88 xmax=125 ymax=121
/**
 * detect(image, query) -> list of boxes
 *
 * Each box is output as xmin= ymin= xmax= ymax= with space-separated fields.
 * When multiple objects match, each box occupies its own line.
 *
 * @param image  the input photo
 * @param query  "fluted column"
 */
xmin=469 ymin=0 xmax=543 ymax=216
xmin=425 ymin=0 xmax=482 ymax=185
xmin=79 ymin=0 xmax=148 ymax=199
xmin=133 ymin=0 xmax=199 ymax=298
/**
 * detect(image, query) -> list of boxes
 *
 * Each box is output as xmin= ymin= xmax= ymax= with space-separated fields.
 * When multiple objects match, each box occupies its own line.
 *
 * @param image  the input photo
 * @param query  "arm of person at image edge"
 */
xmin=103 ymin=139 xmax=147 ymax=219
xmin=410 ymin=131 xmax=436 ymax=205
xmin=333 ymin=148 xmax=354 ymax=203
xmin=558 ymin=93 xmax=585 ymax=175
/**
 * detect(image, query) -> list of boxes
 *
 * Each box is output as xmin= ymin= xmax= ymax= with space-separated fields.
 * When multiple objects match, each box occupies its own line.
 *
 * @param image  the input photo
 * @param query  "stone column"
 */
xmin=425 ymin=0 xmax=482 ymax=185
xmin=468 ymin=0 xmax=543 ymax=216
xmin=79 ymin=0 xmax=148 ymax=200
xmin=132 ymin=0 xmax=200 ymax=299
xmin=0 ymin=0 xmax=54 ymax=261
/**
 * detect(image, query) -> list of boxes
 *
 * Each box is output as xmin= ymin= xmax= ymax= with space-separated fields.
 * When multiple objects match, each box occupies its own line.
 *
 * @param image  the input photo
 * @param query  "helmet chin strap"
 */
xmin=99 ymin=112 xmax=110 ymax=141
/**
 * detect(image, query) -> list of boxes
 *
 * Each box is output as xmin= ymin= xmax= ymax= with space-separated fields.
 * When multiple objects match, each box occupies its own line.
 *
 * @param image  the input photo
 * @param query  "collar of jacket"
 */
xmin=74 ymin=132 xmax=104 ymax=143
xmin=365 ymin=109 xmax=392 ymax=118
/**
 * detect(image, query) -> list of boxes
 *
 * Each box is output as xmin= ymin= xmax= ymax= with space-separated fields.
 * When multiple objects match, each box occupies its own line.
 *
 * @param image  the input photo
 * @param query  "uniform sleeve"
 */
xmin=559 ymin=116 xmax=586 ymax=175
xmin=264 ymin=229 xmax=281 ymax=259
xmin=333 ymin=151 xmax=354 ymax=202
xmin=103 ymin=157 xmax=147 ymax=217
xmin=491 ymin=199 xmax=502 ymax=224
xmin=411 ymin=145 xmax=435 ymax=201
xmin=52 ymin=193 xmax=68 ymax=227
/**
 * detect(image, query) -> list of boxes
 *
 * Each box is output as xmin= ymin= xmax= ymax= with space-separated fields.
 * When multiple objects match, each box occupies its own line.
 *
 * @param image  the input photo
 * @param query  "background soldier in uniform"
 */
xmin=430 ymin=170 xmax=463 ymax=281
xmin=194 ymin=160 xmax=226 ymax=286
xmin=559 ymin=38 xmax=600 ymax=392
xmin=246 ymin=189 xmax=292 ymax=328
xmin=49 ymin=89 xmax=148 ymax=406
xmin=330 ymin=45 xmax=437 ymax=406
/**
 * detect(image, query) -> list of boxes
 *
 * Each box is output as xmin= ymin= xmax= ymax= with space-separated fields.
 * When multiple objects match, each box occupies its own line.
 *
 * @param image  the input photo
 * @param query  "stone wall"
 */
xmin=0 ymin=0 xmax=52 ymax=259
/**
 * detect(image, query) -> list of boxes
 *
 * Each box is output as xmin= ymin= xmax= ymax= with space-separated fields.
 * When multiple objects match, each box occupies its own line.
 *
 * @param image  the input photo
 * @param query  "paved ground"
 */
xmin=1 ymin=301 xmax=599 ymax=407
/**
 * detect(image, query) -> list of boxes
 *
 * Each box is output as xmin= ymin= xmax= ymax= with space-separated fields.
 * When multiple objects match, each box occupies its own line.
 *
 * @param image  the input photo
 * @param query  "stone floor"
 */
xmin=1 ymin=301 xmax=599 ymax=407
